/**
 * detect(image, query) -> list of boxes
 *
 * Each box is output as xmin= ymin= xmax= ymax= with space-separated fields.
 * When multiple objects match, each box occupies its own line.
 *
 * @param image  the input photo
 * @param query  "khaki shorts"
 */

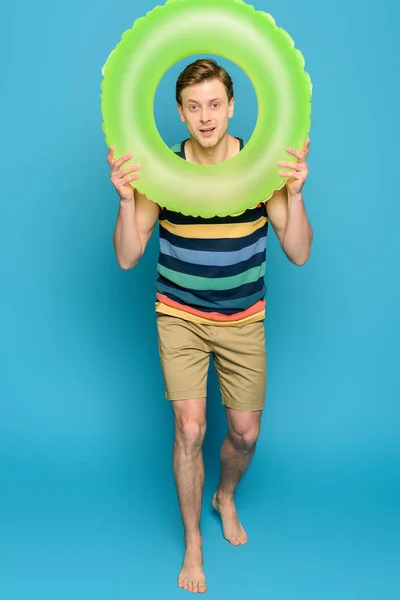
xmin=156 ymin=314 xmax=267 ymax=412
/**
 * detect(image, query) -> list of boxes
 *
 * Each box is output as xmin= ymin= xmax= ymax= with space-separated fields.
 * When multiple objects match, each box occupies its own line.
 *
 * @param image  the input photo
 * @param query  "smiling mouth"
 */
xmin=199 ymin=127 xmax=216 ymax=133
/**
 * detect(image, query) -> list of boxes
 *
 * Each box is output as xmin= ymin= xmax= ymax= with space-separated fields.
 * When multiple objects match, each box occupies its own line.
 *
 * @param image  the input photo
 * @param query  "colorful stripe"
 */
xmin=161 ymin=203 xmax=265 ymax=224
xmin=156 ymin=293 xmax=265 ymax=322
xmin=159 ymin=214 xmax=267 ymax=240
xmin=160 ymin=222 xmax=267 ymax=252
xmin=159 ymin=235 xmax=267 ymax=267
xmin=158 ymin=249 xmax=265 ymax=278
xmin=155 ymin=303 xmax=265 ymax=326
xmin=156 ymin=280 xmax=267 ymax=312
xmin=157 ymin=262 xmax=266 ymax=292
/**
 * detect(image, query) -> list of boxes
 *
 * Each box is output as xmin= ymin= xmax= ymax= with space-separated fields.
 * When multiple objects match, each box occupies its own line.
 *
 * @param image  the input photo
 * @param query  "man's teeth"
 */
xmin=201 ymin=128 xmax=215 ymax=132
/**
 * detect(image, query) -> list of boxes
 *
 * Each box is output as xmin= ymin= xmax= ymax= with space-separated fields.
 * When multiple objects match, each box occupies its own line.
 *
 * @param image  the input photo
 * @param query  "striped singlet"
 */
xmin=155 ymin=138 xmax=269 ymax=326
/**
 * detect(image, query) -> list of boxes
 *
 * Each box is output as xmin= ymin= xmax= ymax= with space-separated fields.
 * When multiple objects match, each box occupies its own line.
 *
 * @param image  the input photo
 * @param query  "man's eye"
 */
xmin=212 ymin=104 xmax=219 ymax=108
xmin=190 ymin=106 xmax=198 ymax=111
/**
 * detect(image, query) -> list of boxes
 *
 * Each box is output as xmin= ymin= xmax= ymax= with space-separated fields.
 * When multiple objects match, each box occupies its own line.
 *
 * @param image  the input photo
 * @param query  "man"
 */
xmin=107 ymin=59 xmax=312 ymax=594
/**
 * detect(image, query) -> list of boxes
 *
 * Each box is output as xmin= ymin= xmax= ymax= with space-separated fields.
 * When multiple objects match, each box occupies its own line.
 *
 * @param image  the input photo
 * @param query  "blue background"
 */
xmin=1 ymin=0 xmax=399 ymax=598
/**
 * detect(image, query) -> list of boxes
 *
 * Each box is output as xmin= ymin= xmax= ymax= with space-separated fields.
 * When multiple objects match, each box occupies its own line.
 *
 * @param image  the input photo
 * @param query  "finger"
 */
xmin=279 ymin=171 xmax=304 ymax=179
xmin=303 ymin=138 xmax=310 ymax=155
xmin=106 ymin=146 xmax=115 ymax=165
xmin=112 ymin=153 xmax=133 ymax=171
xmin=286 ymin=147 xmax=305 ymax=162
xmin=120 ymin=174 xmax=140 ymax=185
xmin=278 ymin=161 xmax=302 ymax=171
xmin=114 ymin=165 xmax=140 ymax=179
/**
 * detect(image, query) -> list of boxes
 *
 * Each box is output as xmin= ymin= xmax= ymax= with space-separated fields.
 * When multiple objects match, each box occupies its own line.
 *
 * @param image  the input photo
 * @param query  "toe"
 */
xmin=183 ymin=580 xmax=189 ymax=591
xmin=188 ymin=581 xmax=193 ymax=593
xmin=199 ymin=583 xmax=207 ymax=593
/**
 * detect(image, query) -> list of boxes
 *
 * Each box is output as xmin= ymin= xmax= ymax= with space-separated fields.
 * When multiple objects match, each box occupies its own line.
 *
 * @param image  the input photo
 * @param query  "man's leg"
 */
xmin=172 ymin=397 xmax=207 ymax=594
xmin=156 ymin=315 xmax=211 ymax=592
xmin=212 ymin=408 xmax=262 ymax=545
xmin=211 ymin=321 xmax=266 ymax=545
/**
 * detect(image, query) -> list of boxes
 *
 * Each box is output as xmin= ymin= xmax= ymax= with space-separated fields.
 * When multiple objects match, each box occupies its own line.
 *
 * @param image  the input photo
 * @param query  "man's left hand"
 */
xmin=278 ymin=138 xmax=310 ymax=197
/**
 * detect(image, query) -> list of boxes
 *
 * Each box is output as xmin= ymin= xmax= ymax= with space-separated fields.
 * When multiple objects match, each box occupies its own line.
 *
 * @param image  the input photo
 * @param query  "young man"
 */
xmin=107 ymin=59 xmax=312 ymax=594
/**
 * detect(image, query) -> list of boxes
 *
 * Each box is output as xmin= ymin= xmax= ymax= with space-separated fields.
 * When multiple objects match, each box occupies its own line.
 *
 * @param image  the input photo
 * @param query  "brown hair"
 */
xmin=176 ymin=59 xmax=234 ymax=105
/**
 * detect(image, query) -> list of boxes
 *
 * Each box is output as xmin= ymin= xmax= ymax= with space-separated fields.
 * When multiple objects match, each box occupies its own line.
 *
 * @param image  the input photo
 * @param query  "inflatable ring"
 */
xmin=101 ymin=0 xmax=312 ymax=217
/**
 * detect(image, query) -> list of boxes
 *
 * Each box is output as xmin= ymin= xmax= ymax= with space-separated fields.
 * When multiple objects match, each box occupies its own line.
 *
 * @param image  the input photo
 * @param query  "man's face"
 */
xmin=178 ymin=78 xmax=234 ymax=148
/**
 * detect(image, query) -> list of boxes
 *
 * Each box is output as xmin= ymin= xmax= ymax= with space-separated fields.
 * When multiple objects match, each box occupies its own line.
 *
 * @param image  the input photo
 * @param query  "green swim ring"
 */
xmin=101 ymin=0 xmax=312 ymax=217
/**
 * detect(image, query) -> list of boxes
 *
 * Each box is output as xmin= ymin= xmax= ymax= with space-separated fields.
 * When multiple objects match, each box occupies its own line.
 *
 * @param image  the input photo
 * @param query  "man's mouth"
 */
xmin=199 ymin=127 xmax=216 ymax=136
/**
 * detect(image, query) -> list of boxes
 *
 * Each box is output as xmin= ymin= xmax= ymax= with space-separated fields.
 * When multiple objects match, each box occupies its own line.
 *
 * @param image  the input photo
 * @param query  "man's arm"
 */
xmin=106 ymin=147 xmax=159 ymax=270
xmin=113 ymin=190 xmax=160 ymax=270
xmin=266 ymin=138 xmax=313 ymax=266
xmin=266 ymin=186 xmax=313 ymax=266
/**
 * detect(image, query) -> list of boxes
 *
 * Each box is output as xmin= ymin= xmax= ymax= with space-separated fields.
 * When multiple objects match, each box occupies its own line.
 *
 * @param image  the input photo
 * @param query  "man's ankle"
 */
xmin=184 ymin=532 xmax=203 ymax=548
xmin=215 ymin=489 xmax=234 ymax=503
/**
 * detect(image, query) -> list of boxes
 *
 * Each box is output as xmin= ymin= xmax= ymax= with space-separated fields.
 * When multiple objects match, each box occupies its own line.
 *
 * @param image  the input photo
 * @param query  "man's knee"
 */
xmin=173 ymin=401 xmax=207 ymax=454
xmin=229 ymin=418 xmax=261 ymax=453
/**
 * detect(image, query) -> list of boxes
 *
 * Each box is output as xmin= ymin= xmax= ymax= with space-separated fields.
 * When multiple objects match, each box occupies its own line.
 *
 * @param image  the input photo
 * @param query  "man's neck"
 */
xmin=185 ymin=134 xmax=239 ymax=165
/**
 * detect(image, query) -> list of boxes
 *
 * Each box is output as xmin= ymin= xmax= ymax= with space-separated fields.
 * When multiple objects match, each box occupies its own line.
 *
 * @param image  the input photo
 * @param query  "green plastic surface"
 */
xmin=101 ymin=0 xmax=312 ymax=217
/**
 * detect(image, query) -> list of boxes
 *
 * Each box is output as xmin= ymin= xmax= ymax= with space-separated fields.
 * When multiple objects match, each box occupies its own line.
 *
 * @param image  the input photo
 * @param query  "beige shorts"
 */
xmin=156 ymin=314 xmax=267 ymax=412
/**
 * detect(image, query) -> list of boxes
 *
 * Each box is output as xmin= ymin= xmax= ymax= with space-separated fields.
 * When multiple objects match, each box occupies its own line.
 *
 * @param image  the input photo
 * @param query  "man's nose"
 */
xmin=200 ymin=109 xmax=211 ymax=123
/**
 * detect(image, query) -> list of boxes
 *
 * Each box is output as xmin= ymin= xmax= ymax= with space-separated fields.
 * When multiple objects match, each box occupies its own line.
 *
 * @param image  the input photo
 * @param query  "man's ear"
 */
xmin=177 ymin=103 xmax=185 ymax=122
xmin=228 ymin=97 xmax=235 ymax=119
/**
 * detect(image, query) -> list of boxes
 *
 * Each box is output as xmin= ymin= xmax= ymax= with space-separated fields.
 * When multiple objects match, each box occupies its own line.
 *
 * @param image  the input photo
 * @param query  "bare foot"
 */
xmin=178 ymin=539 xmax=207 ymax=594
xmin=212 ymin=493 xmax=248 ymax=546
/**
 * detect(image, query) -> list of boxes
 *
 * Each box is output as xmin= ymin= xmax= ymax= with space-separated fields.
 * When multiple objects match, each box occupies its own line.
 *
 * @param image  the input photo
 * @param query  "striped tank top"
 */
xmin=155 ymin=138 xmax=269 ymax=326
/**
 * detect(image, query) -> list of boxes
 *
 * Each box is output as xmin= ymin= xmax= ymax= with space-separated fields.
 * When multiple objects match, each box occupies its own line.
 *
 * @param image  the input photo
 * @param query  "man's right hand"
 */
xmin=107 ymin=147 xmax=141 ymax=204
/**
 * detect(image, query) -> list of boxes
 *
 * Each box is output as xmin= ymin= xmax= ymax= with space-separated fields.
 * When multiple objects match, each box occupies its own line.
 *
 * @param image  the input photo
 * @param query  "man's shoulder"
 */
xmin=170 ymin=142 xmax=181 ymax=153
